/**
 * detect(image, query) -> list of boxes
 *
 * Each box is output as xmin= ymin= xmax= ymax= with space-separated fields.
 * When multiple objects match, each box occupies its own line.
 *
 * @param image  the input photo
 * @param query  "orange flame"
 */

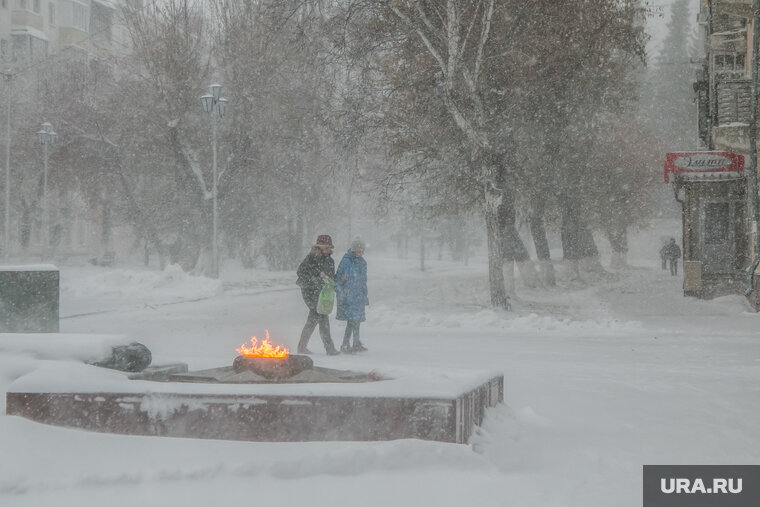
xmin=236 ymin=330 xmax=290 ymax=358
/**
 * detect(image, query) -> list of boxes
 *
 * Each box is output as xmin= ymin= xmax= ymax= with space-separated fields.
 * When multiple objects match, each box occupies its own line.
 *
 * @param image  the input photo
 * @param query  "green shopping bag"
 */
xmin=317 ymin=278 xmax=335 ymax=315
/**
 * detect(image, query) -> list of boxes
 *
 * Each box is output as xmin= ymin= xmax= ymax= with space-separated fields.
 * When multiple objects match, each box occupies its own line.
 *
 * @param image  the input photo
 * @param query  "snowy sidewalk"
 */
xmin=2 ymin=255 xmax=760 ymax=507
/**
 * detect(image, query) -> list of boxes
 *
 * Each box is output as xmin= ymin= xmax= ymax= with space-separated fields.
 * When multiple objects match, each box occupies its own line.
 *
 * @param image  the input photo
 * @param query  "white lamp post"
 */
xmin=200 ymin=83 xmax=228 ymax=278
xmin=36 ymin=122 xmax=56 ymax=260
xmin=3 ymin=70 xmax=14 ymax=259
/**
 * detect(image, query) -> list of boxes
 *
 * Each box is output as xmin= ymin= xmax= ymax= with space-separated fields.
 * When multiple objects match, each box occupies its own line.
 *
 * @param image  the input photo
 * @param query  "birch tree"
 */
xmin=120 ymin=0 xmax=220 ymax=273
xmin=210 ymin=0 xmax=349 ymax=268
xmin=343 ymin=0 xmax=647 ymax=303
xmin=363 ymin=0 xmax=521 ymax=308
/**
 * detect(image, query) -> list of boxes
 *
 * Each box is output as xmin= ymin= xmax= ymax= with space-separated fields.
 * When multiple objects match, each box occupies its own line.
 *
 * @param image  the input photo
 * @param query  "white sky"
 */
xmin=646 ymin=0 xmax=700 ymax=58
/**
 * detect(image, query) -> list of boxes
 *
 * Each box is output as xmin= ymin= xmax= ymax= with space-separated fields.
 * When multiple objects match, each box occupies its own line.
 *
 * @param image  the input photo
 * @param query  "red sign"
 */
xmin=664 ymin=152 xmax=744 ymax=182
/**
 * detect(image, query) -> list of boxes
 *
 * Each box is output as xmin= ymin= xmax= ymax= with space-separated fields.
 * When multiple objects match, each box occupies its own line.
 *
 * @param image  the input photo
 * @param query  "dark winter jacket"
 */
xmin=660 ymin=242 xmax=681 ymax=260
xmin=297 ymin=247 xmax=335 ymax=309
xmin=335 ymin=250 xmax=368 ymax=322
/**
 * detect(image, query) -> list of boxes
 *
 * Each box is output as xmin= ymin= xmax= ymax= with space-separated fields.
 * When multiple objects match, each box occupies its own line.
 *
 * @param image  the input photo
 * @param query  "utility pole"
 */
xmin=748 ymin=0 xmax=760 ymax=295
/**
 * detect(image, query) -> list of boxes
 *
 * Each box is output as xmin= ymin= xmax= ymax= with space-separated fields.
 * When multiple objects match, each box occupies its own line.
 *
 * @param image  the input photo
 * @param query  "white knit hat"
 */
xmin=350 ymin=236 xmax=366 ymax=252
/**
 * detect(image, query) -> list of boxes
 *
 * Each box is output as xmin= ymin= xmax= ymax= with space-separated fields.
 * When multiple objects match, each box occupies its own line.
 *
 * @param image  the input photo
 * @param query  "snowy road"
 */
xmin=2 ymin=238 xmax=760 ymax=507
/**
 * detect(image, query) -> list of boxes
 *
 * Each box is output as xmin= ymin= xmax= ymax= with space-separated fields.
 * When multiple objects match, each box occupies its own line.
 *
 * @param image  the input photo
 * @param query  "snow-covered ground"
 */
xmin=2 ymin=220 xmax=759 ymax=507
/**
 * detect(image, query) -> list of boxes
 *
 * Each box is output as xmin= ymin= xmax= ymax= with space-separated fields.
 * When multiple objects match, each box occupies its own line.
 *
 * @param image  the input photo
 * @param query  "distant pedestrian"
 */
xmin=660 ymin=238 xmax=682 ymax=276
xmin=296 ymin=235 xmax=340 ymax=356
xmin=336 ymin=237 xmax=369 ymax=353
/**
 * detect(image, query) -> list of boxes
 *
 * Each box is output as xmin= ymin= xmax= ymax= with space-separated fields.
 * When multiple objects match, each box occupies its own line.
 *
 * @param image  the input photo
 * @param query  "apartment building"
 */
xmin=669 ymin=0 xmax=756 ymax=301
xmin=0 ymin=0 xmax=131 ymax=261
xmin=0 ymin=0 xmax=130 ymax=62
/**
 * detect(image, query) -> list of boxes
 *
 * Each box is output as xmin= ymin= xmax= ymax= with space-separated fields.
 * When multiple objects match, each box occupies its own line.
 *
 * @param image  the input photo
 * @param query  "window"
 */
xmin=33 ymin=0 xmax=39 ymax=13
xmin=59 ymin=1 xmax=89 ymax=31
xmin=91 ymin=5 xmax=113 ymax=42
xmin=1 ymin=0 xmax=7 ymax=9
xmin=11 ymin=33 xmax=48 ymax=61
xmin=48 ymin=2 xmax=54 ymax=24
xmin=73 ymin=3 xmax=87 ymax=29
xmin=704 ymin=203 xmax=730 ymax=245
xmin=15 ymin=0 xmax=27 ymax=10
xmin=714 ymin=53 xmax=746 ymax=77
xmin=30 ymin=34 xmax=47 ymax=57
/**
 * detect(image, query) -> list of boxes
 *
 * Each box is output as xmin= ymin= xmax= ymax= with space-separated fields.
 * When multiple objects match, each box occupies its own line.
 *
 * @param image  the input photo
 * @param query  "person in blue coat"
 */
xmin=335 ymin=236 xmax=369 ymax=353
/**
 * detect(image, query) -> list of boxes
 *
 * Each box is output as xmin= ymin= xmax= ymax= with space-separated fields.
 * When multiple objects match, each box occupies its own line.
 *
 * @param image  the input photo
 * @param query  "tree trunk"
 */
xmin=101 ymin=201 xmax=112 ymax=251
xmin=419 ymin=220 xmax=425 ymax=272
xmin=20 ymin=198 xmax=31 ymax=253
xmin=560 ymin=197 xmax=599 ymax=260
xmin=113 ymin=162 xmax=166 ymax=269
xmin=528 ymin=201 xmax=556 ymax=286
xmin=501 ymin=215 xmax=530 ymax=262
xmin=484 ymin=187 xmax=509 ymax=309
xmin=497 ymin=166 xmax=535 ymax=288
xmin=529 ymin=202 xmax=551 ymax=261
xmin=578 ymin=226 xmax=604 ymax=273
xmin=293 ymin=209 xmax=304 ymax=268
xmin=560 ymin=197 xmax=602 ymax=277
xmin=605 ymin=224 xmax=628 ymax=269
xmin=144 ymin=239 xmax=151 ymax=267
xmin=504 ymin=258 xmax=516 ymax=296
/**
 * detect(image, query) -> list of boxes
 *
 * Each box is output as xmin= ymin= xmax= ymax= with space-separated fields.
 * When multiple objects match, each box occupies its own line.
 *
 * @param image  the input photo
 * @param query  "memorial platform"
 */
xmin=7 ymin=359 xmax=503 ymax=444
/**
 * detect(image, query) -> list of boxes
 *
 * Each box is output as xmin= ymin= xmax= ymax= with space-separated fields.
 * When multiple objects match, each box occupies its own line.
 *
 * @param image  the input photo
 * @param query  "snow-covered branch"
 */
xmin=170 ymin=122 xmax=212 ymax=200
xmin=473 ymin=0 xmax=494 ymax=86
xmin=389 ymin=3 xmax=447 ymax=75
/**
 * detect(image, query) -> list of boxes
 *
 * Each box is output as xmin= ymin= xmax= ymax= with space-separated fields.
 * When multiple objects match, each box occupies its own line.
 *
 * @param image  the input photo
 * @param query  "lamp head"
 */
xmin=217 ymin=97 xmax=228 ymax=118
xmin=201 ymin=94 xmax=214 ymax=113
xmin=209 ymin=84 xmax=222 ymax=101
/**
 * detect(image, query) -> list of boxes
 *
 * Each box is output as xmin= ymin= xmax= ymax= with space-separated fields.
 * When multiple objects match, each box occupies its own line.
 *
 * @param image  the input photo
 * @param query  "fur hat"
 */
xmin=315 ymin=235 xmax=334 ymax=248
xmin=350 ymin=236 xmax=366 ymax=252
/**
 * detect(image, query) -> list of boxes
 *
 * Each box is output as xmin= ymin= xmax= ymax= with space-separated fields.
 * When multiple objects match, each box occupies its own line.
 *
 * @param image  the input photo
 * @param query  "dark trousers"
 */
xmin=298 ymin=308 xmax=336 ymax=352
xmin=669 ymin=259 xmax=679 ymax=276
xmin=342 ymin=320 xmax=361 ymax=347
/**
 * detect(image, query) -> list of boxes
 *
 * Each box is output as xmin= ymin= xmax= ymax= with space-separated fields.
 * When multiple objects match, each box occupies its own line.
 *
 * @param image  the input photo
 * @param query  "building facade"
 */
xmin=0 ymin=0 xmax=130 ymax=62
xmin=673 ymin=0 xmax=758 ymax=301
xmin=0 ymin=1 xmax=133 ymax=262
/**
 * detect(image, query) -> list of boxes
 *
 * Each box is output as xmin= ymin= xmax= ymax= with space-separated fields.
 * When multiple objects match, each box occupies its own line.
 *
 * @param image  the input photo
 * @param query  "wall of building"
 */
xmin=0 ymin=0 xmax=136 ymax=261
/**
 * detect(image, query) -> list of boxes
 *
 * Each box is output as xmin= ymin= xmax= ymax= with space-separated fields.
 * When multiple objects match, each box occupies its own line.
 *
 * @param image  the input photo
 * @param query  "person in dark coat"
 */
xmin=296 ymin=235 xmax=339 ymax=355
xmin=660 ymin=237 xmax=682 ymax=276
xmin=335 ymin=237 xmax=369 ymax=353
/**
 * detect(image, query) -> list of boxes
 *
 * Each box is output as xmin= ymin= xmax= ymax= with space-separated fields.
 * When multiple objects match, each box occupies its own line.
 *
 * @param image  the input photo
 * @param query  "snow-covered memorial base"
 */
xmin=3 ymin=333 xmax=503 ymax=443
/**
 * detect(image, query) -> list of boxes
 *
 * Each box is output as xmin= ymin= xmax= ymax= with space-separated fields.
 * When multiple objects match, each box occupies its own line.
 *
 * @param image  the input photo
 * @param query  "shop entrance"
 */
xmin=700 ymin=200 xmax=735 ymax=274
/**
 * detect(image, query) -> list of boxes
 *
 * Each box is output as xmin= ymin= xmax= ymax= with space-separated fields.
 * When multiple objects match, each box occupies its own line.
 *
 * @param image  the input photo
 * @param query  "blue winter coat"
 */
xmin=335 ymin=250 xmax=368 ymax=322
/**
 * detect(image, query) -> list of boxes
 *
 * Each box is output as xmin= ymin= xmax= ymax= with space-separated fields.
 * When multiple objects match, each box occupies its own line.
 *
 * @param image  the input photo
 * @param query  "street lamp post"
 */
xmin=200 ymin=84 xmax=228 ymax=278
xmin=3 ymin=70 xmax=13 ymax=259
xmin=37 ymin=122 xmax=56 ymax=260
